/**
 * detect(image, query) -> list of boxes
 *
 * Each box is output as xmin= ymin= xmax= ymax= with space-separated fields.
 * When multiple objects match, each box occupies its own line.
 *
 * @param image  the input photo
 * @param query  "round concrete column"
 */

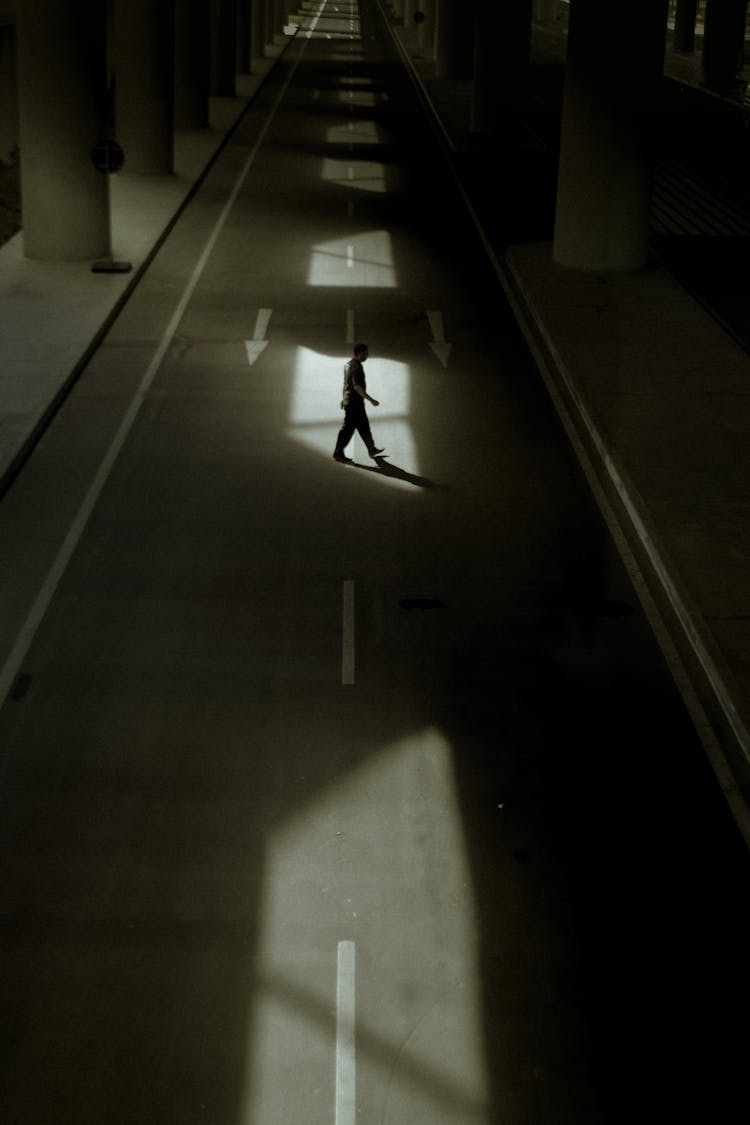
xmin=16 ymin=0 xmax=110 ymax=260
xmin=702 ymin=0 xmax=747 ymax=93
xmin=471 ymin=0 xmax=531 ymax=134
xmin=553 ymin=0 xmax=668 ymax=272
xmin=175 ymin=0 xmax=211 ymax=128
xmin=533 ymin=0 xmax=558 ymax=17
xmin=115 ymin=0 xmax=175 ymax=174
xmin=212 ymin=0 xmax=238 ymax=96
xmin=674 ymin=0 xmax=698 ymax=52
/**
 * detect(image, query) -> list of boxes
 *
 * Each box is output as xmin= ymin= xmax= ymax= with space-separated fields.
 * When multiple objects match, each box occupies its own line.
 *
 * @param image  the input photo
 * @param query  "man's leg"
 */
xmin=333 ymin=410 xmax=356 ymax=459
xmin=354 ymin=408 xmax=383 ymax=457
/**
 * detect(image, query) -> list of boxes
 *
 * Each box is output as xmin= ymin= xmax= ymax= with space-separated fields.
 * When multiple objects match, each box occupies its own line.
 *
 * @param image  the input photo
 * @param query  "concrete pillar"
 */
xmin=212 ymin=0 xmax=238 ymax=95
xmin=265 ymin=0 xmax=282 ymax=41
xmin=16 ymin=0 xmax=110 ymax=260
xmin=0 ymin=21 xmax=18 ymax=163
xmin=533 ymin=0 xmax=558 ymax=17
xmin=238 ymin=0 xmax=252 ymax=72
xmin=702 ymin=0 xmax=746 ymax=92
xmin=263 ymin=0 xmax=277 ymax=52
xmin=471 ymin=0 xmax=532 ymax=134
xmin=115 ymin=0 xmax=175 ymax=174
xmin=251 ymin=0 xmax=266 ymax=58
xmin=553 ymin=0 xmax=668 ymax=271
xmin=175 ymin=0 xmax=211 ymax=128
xmin=673 ymin=0 xmax=698 ymax=52
xmin=435 ymin=0 xmax=474 ymax=78
xmin=405 ymin=0 xmax=435 ymax=56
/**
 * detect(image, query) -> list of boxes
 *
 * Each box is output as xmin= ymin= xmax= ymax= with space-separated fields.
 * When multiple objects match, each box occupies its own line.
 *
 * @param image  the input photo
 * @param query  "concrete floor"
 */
xmin=1 ymin=2 xmax=749 ymax=1123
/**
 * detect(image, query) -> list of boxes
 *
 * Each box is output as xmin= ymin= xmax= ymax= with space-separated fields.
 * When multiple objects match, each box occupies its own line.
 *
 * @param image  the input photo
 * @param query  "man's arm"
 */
xmin=354 ymin=380 xmax=378 ymax=406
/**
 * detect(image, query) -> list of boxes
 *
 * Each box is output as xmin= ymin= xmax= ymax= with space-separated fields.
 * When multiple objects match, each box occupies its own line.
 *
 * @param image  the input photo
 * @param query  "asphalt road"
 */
xmin=0 ymin=2 xmax=748 ymax=1123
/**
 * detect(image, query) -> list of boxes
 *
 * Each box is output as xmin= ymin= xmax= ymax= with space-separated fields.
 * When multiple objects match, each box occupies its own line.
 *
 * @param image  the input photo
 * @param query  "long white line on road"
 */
xmin=346 ymin=309 xmax=355 ymax=343
xmin=347 ymin=244 xmax=354 ymax=269
xmin=0 ymin=1 xmax=327 ymax=709
xmin=336 ymin=940 xmax=356 ymax=1125
xmin=342 ymin=580 xmax=355 ymax=685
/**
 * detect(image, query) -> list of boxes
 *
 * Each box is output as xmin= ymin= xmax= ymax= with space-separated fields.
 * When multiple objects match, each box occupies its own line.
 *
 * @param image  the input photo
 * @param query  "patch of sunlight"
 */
xmin=338 ymin=89 xmax=378 ymax=107
xmin=287 ymin=348 xmax=419 ymax=487
xmin=304 ymin=15 xmax=360 ymax=40
xmin=334 ymin=75 xmax=376 ymax=88
xmin=241 ymin=727 xmax=491 ymax=1124
xmin=321 ymin=159 xmax=387 ymax=193
xmin=307 ymin=230 xmax=395 ymax=288
xmin=326 ymin=120 xmax=380 ymax=145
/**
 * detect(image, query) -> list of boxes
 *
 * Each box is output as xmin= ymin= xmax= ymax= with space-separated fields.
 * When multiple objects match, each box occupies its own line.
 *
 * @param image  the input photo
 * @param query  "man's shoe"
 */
xmin=369 ymin=447 xmax=385 ymax=457
xmin=333 ymin=453 xmax=353 ymax=464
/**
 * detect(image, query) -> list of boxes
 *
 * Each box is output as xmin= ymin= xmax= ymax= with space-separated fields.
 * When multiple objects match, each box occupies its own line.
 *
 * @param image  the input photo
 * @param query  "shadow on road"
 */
xmin=352 ymin=455 xmax=445 ymax=490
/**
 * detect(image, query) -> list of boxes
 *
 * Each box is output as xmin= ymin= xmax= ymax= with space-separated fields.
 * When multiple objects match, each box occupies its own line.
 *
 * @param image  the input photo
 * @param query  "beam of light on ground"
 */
xmin=241 ymin=728 xmax=491 ymax=1124
xmin=288 ymin=347 xmax=420 ymax=486
xmin=307 ymin=230 xmax=396 ymax=287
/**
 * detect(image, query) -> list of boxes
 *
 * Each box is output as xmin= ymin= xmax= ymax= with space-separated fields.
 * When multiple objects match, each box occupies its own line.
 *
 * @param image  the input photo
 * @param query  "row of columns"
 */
xmin=675 ymin=0 xmax=748 ymax=93
xmin=13 ymin=0 xmax=744 ymax=270
xmin=16 ymin=0 xmax=289 ymax=259
xmin=399 ymin=0 xmax=669 ymax=270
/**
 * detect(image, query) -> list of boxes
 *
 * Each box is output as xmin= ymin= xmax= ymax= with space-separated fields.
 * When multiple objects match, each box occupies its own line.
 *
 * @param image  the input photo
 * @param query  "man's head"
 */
xmin=353 ymin=343 xmax=369 ymax=361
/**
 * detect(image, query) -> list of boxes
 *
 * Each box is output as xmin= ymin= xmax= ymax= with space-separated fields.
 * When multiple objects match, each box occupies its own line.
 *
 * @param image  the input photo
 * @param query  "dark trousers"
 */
xmin=334 ymin=400 xmax=374 ymax=455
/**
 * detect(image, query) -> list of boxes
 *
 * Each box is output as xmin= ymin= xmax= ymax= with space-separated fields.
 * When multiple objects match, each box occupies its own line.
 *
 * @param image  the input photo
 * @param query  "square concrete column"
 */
xmin=702 ymin=0 xmax=747 ymax=93
xmin=211 ymin=0 xmax=238 ymax=96
xmin=238 ymin=0 xmax=252 ymax=73
xmin=553 ymin=0 xmax=668 ymax=271
xmin=471 ymin=0 xmax=532 ymax=135
xmin=175 ymin=0 xmax=211 ymax=127
xmin=435 ymin=0 xmax=474 ymax=79
xmin=0 ymin=22 xmax=18 ymax=163
xmin=251 ymin=0 xmax=267 ymax=59
xmin=114 ymin=0 xmax=175 ymax=174
xmin=16 ymin=0 xmax=110 ymax=260
xmin=674 ymin=0 xmax=698 ymax=52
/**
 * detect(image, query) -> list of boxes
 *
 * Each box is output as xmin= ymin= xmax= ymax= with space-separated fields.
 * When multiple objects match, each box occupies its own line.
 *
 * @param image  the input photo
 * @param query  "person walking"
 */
xmin=333 ymin=343 xmax=385 ymax=464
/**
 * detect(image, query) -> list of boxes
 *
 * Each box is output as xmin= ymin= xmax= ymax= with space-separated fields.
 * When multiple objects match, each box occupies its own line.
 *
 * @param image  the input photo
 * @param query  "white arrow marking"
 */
xmin=244 ymin=308 xmax=272 ymax=366
xmin=427 ymin=310 xmax=452 ymax=368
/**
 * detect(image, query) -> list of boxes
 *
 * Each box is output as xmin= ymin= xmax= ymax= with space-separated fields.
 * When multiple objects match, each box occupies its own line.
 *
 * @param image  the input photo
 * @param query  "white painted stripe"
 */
xmin=346 ymin=309 xmax=355 ymax=343
xmin=304 ymin=0 xmax=327 ymax=38
xmin=348 ymin=165 xmax=354 ymax=180
xmin=347 ymin=244 xmax=354 ymax=269
xmin=0 ymin=6 xmax=320 ymax=710
xmin=336 ymin=941 xmax=356 ymax=1125
xmin=342 ymin=580 xmax=355 ymax=685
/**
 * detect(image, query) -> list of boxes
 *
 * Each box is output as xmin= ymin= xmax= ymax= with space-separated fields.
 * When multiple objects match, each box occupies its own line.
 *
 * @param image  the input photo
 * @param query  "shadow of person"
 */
xmin=352 ymin=455 xmax=444 ymax=490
